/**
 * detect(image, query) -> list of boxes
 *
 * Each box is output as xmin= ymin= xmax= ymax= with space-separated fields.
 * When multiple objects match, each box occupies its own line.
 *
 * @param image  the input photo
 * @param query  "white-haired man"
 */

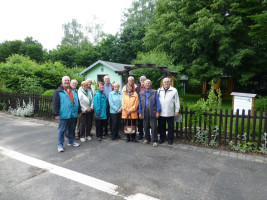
xmin=135 ymin=76 xmax=146 ymax=140
xmin=53 ymin=76 xmax=81 ymax=152
xmin=103 ymin=75 xmax=113 ymax=136
xmin=158 ymin=77 xmax=180 ymax=145
xmin=122 ymin=76 xmax=137 ymax=93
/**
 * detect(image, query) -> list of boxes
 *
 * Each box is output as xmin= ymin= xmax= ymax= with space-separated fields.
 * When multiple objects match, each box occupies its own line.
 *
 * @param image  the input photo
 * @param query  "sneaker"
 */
xmin=159 ymin=139 xmax=164 ymax=144
xmin=97 ymin=137 xmax=102 ymax=142
xmin=143 ymin=140 xmax=149 ymax=144
xmin=80 ymin=138 xmax=86 ymax=142
xmin=101 ymin=136 xmax=107 ymax=139
xmin=67 ymin=142 xmax=80 ymax=147
xmin=87 ymin=136 xmax=92 ymax=141
xmin=58 ymin=146 xmax=64 ymax=152
xmin=153 ymin=142 xmax=158 ymax=147
xmin=138 ymin=135 xmax=143 ymax=140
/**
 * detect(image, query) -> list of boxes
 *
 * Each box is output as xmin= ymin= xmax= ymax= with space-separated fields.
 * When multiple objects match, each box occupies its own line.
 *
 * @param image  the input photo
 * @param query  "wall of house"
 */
xmin=84 ymin=63 xmax=123 ymax=89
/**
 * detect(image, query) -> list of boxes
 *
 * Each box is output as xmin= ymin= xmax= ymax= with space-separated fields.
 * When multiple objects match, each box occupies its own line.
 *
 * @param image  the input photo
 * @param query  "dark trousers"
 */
xmin=104 ymin=104 xmax=112 ymax=135
xmin=79 ymin=112 xmax=93 ymax=138
xmin=138 ymin=117 xmax=144 ymax=136
xmin=110 ymin=113 xmax=121 ymax=139
xmin=125 ymin=119 xmax=136 ymax=140
xmin=143 ymin=108 xmax=158 ymax=142
xmin=96 ymin=119 xmax=106 ymax=138
xmin=160 ymin=116 xmax=174 ymax=142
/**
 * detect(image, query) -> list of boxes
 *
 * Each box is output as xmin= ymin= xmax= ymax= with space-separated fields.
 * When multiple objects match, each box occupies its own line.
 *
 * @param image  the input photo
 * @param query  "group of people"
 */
xmin=52 ymin=75 xmax=180 ymax=152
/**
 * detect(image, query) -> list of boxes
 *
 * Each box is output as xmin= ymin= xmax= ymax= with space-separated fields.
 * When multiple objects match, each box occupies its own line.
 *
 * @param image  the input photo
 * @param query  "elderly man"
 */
xmin=135 ymin=76 xmax=146 ymax=140
xmin=138 ymin=79 xmax=161 ymax=147
xmin=122 ymin=76 xmax=137 ymax=93
xmin=70 ymin=79 xmax=80 ymax=140
xmin=158 ymin=77 xmax=180 ymax=145
xmin=53 ymin=76 xmax=81 ymax=152
xmin=103 ymin=75 xmax=113 ymax=136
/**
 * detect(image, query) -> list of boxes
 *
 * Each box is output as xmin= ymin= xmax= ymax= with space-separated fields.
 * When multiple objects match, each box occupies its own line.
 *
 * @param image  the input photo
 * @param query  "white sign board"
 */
xmin=233 ymin=96 xmax=252 ymax=115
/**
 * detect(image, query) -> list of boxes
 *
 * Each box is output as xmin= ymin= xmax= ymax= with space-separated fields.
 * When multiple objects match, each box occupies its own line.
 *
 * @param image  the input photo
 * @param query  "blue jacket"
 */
xmin=109 ymin=90 xmax=122 ymax=114
xmin=52 ymin=85 xmax=80 ymax=119
xmin=94 ymin=90 xmax=108 ymax=119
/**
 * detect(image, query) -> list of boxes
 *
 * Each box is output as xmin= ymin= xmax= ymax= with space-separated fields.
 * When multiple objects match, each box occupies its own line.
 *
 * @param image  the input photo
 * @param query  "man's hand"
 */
xmin=127 ymin=110 xmax=131 ymax=115
xmin=156 ymin=112 xmax=160 ymax=118
xmin=55 ymin=116 xmax=60 ymax=120
xmin=78 ymin=113 xmax=82 ymax=117
xmin=139 ymin=113 xmax=142 ymax=119
xmin=96 ymin=114 xmax=100 ymax=119
xmin=175 ymin=112 xmax=179 ymax=117
xmin=117 ymin=109 xmax=122 ymax=113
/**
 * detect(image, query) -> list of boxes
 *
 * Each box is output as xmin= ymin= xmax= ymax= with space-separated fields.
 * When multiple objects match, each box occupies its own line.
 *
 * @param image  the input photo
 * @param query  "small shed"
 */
xmin=79 ymin=60 xmax=132 ymax=88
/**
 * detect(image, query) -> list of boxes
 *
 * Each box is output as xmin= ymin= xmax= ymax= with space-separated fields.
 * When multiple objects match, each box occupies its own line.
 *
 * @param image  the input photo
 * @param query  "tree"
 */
xmin=132 ymin=50 xmax=182 ymax=89
xmin=0 ymin=40 xmax=23 ymax=62
xmin=117 ymin=0 xmax=156 ymax=63
xmin=61 ymin=19 xmax=85 ymax=46
xmin=49 ymin=45 xmax=77 ymax=68
xmin=144 ymin=0 xmax=267 ymax=85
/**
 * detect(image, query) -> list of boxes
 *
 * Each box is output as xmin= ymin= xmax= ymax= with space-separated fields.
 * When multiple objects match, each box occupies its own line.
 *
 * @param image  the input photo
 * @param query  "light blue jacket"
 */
xmin=109 ymin=90 xmax=122 ymax=114
xmin=93 ymin=90 xmax=108 ymax=119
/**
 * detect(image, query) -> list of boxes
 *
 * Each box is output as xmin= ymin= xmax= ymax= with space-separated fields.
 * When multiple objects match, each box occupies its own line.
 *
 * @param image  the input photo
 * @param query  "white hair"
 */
xmin=163 ymin=77 xmax=171 ymax=82
xmin=128 ymin=76 xmax=134 ymax=81
xmin=104 ymin=75 xmax=110 ymax=80
xmin=71 ymin=79 xmax=78 ymax=84
xmin=62 ymin=76 xmax=70 ymax=81
xmin=139 ymin=76 xmax=146 ymax=81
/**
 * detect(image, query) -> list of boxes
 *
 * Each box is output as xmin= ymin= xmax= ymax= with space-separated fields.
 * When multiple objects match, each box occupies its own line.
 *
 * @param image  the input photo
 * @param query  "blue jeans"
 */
xmin=58 ymin=118 xmax=76 ymax=147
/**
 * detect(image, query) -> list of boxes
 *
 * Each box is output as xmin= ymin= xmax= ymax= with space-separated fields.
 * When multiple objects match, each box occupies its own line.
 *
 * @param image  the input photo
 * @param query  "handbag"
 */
xmin=124 ymin=116 xmax=136 ymax=134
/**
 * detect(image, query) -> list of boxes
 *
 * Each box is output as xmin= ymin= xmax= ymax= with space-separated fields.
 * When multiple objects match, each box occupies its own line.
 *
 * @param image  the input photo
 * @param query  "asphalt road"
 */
xmin=0 ymin=113 xmax=267 ymax=200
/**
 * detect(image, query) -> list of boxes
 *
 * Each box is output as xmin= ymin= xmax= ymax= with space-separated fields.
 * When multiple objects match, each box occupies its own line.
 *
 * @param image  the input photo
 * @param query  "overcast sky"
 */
xmin=0 ymin=0 xmax=133 ymax=50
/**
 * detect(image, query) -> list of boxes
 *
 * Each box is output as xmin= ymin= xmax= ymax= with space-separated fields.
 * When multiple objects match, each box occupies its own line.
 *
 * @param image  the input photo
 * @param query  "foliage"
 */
xmin=194 ymin=127 xmax=219 ymax=146
xmin=132 ymin=50 xmax=182 ymax=89
xmin=0 ymin=37 xmax=45 ymax=63
xmin=61 ymin=19 xmax=85 ymax=46
xmin=190 ymin=80 xmax=222 ymax=123
xmin=229 ymin=133 xmax=257 ymax=153
xmin=0 ymin=54 xmax=83 ymax=94
xmin=43 ymin=89 xmax=55 ymax=97
xmin=255 ymin=95 xmax=267 ymax=111
xmin=144 ymin=0 xmax=267 ymax=84
xmin=9 ymin=100 xmax=34 ymax=117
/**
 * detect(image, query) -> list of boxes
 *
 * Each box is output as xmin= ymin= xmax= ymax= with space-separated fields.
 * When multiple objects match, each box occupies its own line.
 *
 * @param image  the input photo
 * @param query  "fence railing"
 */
xmin=0 ymin=92 xmax=53 ymax=118
xmin=1 ymin=92 xmax=266 ymax=149
xmin=176 ymin=107 xmax=267 ymax=149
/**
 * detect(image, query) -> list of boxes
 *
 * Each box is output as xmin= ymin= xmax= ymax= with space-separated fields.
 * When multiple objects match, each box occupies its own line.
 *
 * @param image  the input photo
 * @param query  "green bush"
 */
xmin=255 ymin=96 xmax=267 ymax=111
xmin=43 ymin=89 xmax=55 ymax=97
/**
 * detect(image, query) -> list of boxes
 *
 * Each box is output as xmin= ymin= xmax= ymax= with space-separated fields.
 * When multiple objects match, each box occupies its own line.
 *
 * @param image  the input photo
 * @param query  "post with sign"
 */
xmin=230 ymin=92 xmax=257 ymax=115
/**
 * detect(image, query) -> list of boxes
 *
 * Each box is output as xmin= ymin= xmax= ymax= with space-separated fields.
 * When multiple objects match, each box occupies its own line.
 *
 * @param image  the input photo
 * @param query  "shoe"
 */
xmin=153 ymin=142 xmax=158 ymax=147
xmin=126 ymin=138 xmax=130 ymax=143
xmin=67 ymin=142 xmax=80 ymax=147
xmin=159 ymin=139 xmax=164 ymax=144
xmin=58 ymin=146 xmax=64 ymax=152
xmin=74 ymin=136 xmax=80 ymax=140
xmin=168 ymin=141 xmax=173 ymax=145
xmin=87 ymin=136 xmax=92 ymax=141
xmin=138 ymin=135 xmax=143 ymax=140
xmin=143 ymin=140 xmax=149 ymax=144
xmin=80 ymin=138 xmax=86 ymax=142
xmin=101 ymin=136 xmax=107 ymax=139
xmin=97 ymin=137 xmax=102 ymax=142
xmin=132 ymin=138 xmax=138 ymax=143
xmin=88 ymin=133 xmax=93 ymax=137
xmin=112 ymin=137 xmax=116 ymax=140
xmin=117 ymin=135 xmax=121 ymax=139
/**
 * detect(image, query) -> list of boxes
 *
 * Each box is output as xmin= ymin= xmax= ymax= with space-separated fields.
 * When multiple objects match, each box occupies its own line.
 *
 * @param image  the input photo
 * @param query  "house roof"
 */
xmin=79 ymin=60 xmax=132 ymax=75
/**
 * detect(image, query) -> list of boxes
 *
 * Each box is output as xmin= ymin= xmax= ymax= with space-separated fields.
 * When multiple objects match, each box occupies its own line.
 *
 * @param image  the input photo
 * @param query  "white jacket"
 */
xmin=158 ymin=86 xmax=180 ymax=117
xmin=78 ymin=87 xmax=94 ymax=113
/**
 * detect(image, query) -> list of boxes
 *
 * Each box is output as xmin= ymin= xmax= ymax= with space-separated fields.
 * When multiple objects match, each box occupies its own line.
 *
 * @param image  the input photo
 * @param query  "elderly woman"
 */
xmin=78 ymin=80 xmax=94 ymax=142
xmin=108 ymin=83 xmax=122 ymax=140
xmin=122 ymin=83 xmax=139 ymax=142
xmin=94 ymin=81 xmax=108 ymax=142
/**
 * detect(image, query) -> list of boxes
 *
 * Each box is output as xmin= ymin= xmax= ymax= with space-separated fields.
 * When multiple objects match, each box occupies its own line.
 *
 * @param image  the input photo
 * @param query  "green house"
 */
xmin=79 ymin=60 xmax=132 ymax=89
